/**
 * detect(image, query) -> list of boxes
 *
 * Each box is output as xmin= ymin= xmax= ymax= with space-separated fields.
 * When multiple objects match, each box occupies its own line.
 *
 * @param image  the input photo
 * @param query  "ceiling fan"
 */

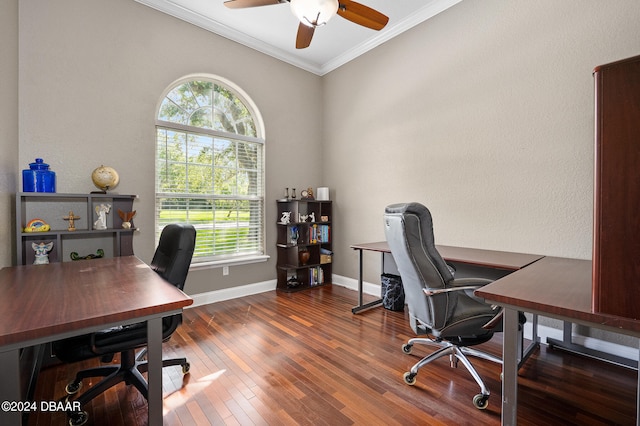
xmin=223 ymin=0 xmax=389 ymax=49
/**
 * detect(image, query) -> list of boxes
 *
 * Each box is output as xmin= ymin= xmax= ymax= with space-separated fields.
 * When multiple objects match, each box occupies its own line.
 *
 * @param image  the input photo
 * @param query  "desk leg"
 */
xmin=547 ymin=321 xmax=637 ymax=369
xmin=0 ymin=350 xmax=22 ymax=425
xmin=502 ymin=308 xmax=519 ymax=426
xmin=351 ymin=249 xmax=382 ymax=314
xmin=147 ymin=317 xmax=163 ymax=426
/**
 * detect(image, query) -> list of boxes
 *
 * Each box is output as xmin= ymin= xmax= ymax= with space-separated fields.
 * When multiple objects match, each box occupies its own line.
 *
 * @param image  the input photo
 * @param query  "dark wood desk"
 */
xmin=476 ymin=256 xmax=640 ymax=425
xmin=0 ymin=256 xmax=193 ymax=425
xmin=350 ymin=241 xmax=543 ymax=314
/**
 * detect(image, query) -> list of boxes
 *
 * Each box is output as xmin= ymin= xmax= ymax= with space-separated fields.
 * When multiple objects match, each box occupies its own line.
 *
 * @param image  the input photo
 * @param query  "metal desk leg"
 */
xmin=147 ymin=317 xmax=163 ymax=426
xmin=518 ymin=313 xmax=539 ymax=369
xmin=548 ymin=321 xmax=637 ymax=369
xmin=502 ymin=308 xmax=519 ymax=425
xmin=351 ymin=249 xmax=382 ymax=314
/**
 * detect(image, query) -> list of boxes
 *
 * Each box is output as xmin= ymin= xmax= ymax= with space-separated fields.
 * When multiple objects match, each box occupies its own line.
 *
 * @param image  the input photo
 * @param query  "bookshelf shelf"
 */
xmin=276 ymin=199 xmax=332 ymax=292
xmin=15 ymin=192 xmax=138 ymax=265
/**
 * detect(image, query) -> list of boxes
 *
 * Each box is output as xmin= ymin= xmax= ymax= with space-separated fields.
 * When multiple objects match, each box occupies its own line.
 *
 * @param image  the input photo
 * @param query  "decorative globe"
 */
xmin=91 ymin=165 xmax=120 ymax=192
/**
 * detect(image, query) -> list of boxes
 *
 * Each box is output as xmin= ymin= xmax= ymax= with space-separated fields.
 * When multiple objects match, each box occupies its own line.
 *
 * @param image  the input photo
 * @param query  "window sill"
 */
xmin=189 ymin=254 xmax=270 ymax=271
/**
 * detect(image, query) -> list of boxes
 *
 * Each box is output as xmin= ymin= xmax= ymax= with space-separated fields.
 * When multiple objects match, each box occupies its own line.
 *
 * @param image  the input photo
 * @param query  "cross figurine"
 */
xmin=63 ymin=210 xmax=81 ymax=231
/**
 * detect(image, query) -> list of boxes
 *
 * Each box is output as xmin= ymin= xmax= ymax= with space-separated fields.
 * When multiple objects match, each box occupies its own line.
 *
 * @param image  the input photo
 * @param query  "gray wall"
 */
xmin=14 ymin=0 xmax=323 ymax=294
xmin=0 ymin=0 xmax=19 ymax=268
xmin=324 ymin=1 xmax=640 ymax=286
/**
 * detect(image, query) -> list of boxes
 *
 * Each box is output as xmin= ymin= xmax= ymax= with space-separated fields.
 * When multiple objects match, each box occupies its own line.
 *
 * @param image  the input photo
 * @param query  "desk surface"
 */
xmin=475 ymin=256 xmax=640 ymax=336
xmin=0 ymin=256 xmax=193 ymax=348
xmin=351 ymin=241 xmax=543 ymax=271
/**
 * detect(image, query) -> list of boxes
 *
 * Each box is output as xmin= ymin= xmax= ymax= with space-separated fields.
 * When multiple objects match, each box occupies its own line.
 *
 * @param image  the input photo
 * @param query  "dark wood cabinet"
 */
xmin=276 ymin=199 xmax=332 ymax=292
xmin=592 ymin=55 xmax=640 ymax=319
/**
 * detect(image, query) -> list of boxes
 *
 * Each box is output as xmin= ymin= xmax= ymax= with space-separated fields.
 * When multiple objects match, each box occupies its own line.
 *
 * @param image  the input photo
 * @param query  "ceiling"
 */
xmin=135 ymin=0 xmax=462 ymax=75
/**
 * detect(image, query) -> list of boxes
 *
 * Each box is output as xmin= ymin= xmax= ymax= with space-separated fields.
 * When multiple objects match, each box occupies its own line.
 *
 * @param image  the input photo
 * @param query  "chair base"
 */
xmin=65 ymin=349 xmax=189 ymax=426
xmin=401 ymin=337 xmax=501 ymax=410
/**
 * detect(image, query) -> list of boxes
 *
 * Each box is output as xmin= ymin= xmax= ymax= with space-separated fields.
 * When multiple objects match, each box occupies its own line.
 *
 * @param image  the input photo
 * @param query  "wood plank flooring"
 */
xmin=30 ymin=285 xmax=636 ymax=425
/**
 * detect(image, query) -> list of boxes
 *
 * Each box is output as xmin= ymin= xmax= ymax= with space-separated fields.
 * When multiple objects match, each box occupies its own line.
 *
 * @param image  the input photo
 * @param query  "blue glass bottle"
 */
xmin=22 ymin=158 xmax=56 ymax=193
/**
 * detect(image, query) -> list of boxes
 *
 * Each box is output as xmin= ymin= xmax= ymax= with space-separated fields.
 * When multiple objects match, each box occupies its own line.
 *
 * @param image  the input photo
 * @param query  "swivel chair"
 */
xmin=53 ymin=223 xmax=196 ymax=425
xmin=383 ymin=203 xmax=504 ymax=409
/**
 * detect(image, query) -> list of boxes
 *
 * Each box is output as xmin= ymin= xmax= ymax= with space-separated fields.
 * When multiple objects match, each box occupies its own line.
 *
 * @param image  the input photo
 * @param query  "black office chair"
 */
xmin=53 ymin=223 xmax=196 ymax=425
xmin=384 ymin=203 xmax=507 ymax=409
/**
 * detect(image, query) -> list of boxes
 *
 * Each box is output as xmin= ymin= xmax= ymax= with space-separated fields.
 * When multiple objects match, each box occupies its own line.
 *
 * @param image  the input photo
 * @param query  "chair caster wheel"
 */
xmin=182 ymin=362 xmax=190 ymax=374
xmin=65 ymin=381 xmax=82 ymax=395
xmin=68 ymin=410 xmax=88 ymax=426
xmin=402 ymin=344 xmax=413 ymax=354
xmin=472 ymin=394 xmax=489 ymax=410
xmin=403 ymin=372 xmax=417 ymax=385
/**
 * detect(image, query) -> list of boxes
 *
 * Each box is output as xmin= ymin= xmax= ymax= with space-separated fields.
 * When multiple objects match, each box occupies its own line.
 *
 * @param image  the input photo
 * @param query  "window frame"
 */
xmin=155 ymin=75 xmax=267 ymax=268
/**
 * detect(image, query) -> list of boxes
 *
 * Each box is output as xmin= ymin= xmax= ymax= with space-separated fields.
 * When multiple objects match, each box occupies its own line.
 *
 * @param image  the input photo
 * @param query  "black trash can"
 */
xmin=381 ymin=273 xmax=404 ymax=311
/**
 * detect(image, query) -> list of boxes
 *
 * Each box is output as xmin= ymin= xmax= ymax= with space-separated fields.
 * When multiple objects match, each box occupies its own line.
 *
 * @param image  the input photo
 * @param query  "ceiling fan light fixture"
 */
xmin=290 ymin=0 xmax=339 ymax=28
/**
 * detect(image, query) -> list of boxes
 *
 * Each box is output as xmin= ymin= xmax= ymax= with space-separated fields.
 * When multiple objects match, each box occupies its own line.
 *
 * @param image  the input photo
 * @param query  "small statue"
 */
xmin=24 ymin=218 xmax=50 ymax=233
xmin=70 ymin=249 xmax=105 ymax=261
xmin=63 ymin=211 xmax=80 ymax=231
xmin=32 ymin=241 xmax=53 ymax=265
xmin=309 ymin=212 xmax=315 ymax=223
xmin=118 ymin=209 xmax=136 ymax=229
xmin=280 ymin=211 xmax=291 ymax=224
xmin=94 ymin=203 xmax=111 ymax=230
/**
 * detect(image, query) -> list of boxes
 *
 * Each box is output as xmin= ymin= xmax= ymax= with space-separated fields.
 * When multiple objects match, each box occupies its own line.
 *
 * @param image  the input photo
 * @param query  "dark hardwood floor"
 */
xmin=30 ymin=285 xmax=636 ymax=425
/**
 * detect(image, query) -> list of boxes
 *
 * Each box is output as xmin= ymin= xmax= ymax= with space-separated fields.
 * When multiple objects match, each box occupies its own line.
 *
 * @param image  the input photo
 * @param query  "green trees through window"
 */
xmin=156 ymin=78 xmax=264 ymax=262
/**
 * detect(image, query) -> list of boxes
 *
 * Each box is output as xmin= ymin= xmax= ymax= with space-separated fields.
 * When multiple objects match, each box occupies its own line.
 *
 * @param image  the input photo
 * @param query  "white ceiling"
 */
xmin=135 ymin=0 xmax=462 ymax=75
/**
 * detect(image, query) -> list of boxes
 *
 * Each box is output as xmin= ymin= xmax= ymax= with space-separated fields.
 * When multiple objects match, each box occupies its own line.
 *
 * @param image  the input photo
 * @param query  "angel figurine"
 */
xmin=94 ymin=203 xmax=111 ymax=230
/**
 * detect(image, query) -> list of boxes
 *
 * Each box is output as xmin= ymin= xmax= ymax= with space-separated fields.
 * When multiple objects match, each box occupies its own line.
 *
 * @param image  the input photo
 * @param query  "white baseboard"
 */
xmin=331 ymin=274 xmax=639 ymax=363
xmin=189 ymin=279 xmax=276 ymax=307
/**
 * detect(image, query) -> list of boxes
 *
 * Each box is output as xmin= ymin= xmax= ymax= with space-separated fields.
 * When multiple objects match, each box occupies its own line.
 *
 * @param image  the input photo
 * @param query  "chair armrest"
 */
xmin=450 ymin=277 xmax=494 ymax=287
xmin=481 ymin=307 xmax=504 ymax=329
xmin=423 ymin=277 xmax=494 ymax=296
xmin=423 ymin=285 xmax=484 ymax=296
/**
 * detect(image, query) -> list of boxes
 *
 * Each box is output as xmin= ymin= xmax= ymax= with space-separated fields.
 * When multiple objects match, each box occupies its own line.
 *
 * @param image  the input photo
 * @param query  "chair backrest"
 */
xmin=383 ymin=203 xmax=454 ymax=331
xmin=151 ymin=223 xmax=196 ymax=291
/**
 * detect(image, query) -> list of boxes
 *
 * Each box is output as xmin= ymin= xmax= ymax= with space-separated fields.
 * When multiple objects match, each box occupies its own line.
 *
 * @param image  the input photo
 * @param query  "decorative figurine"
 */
xmin=118 ymin=209 xmax=136 ymax=229
xmin=290 ymin=226 xmax=299 ymax=245
xmin=287 ymin=275 xmax=300 ymax=288
xmin=291 ymin=188 xmax=296 ymax=199
xmin=280 ymin=211 xmax=291 ymax=224
xmin=309 ymin=212 xmax=315 ymax=223
xmin=32 ymin=241 xmax=53 ymax=265
xmin=299 ymin=213 xmax=309 ymax=222
xmin=63 ymin=211 xmax=80 ymax=231
xmin=24 ymin=218 xmax=50 ymax=233
xmin=301 ymin=187 xmax=315 ymax=200
xmin=94 ymin=203 xmax=111 ymax=230
xmin=70 ymin=249 xmax=105 ymax=261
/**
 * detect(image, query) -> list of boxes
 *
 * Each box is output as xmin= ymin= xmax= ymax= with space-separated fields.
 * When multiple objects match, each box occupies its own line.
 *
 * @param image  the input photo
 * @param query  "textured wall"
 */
xmin=323 ymin=0 xmax=640 ymax=285
xmin=17 ymin=0 xmax=323 ymax=294
xmin=0 ymin=0 xmax=18 ymax=268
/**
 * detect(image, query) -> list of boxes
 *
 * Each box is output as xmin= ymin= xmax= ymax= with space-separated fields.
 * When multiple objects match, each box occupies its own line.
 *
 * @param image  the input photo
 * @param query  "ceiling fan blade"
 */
xmin=296 ymin=23 xmax=315 ymax=49
xmin=337 ymin=0 xmax=389 ymax=30
xmin=223 ymin=0 xmax=284 ymax=9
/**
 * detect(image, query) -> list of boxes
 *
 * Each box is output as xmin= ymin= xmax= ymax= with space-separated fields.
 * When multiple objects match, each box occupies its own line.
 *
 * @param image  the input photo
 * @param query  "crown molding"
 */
xmin=135 ymin=0 xmax=462 ymax=76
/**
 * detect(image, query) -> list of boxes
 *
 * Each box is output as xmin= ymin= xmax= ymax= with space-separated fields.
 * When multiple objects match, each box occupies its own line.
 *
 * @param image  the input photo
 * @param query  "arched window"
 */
xmin=156 ymin=76 xmax=265 ymax=265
